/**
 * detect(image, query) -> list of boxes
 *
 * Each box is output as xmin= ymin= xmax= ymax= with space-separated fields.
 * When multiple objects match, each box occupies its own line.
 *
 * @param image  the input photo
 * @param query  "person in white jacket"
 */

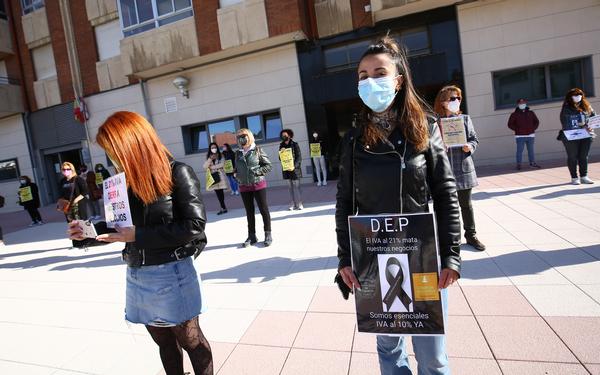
xmin=203 ymin=142 xmax=230 ymax=215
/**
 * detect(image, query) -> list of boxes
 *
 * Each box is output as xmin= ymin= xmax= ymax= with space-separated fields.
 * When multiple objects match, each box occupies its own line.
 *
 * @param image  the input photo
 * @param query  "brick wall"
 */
xmin=265 ymin=0 xmax=306 ymax=37
xmin=350 ymin=0 xmax=373 ymax=29
xmin=45 ymin=0 xmax=74 ymax=103
xmin=8 ymin=0 xmax=36 ymax=111
xmin=194 ymin=0 xmax=221 ymax=55
xmin=70 ymin=1 xmax=99 ymax=97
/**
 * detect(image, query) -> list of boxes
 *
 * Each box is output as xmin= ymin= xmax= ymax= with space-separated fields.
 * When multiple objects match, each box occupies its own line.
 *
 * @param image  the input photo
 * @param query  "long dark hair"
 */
xmin=357 ymin=35 xmax=430 ymax=151
xmin=563 ymin=88 xmax=592 ymax=113
xmin=206 ymin=142 xmax=222 ymax=160
xmin=223 ymin=143 xmax=234 ymax=154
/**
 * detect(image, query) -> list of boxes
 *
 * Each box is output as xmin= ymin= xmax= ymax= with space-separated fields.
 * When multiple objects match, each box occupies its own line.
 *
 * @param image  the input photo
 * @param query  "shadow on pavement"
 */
xmin=461 ymin=245 xmax=600 ymax=280
xmin=531 ymin=185 xmax=600 ymax=200
xmin=472 ymin=183 xmax=567 ymax=200
xmin=201 ymin=255 xmax=336 ymax=283
xmin=50 ymin=256 xmax=123 ymax=270
xmin=0 ymin=250 xmax=120 ymax=270
xmin=0 ymin=247 xmax=69 ymax=260
xmin=271 ymin=207 xmax=335 ymax=221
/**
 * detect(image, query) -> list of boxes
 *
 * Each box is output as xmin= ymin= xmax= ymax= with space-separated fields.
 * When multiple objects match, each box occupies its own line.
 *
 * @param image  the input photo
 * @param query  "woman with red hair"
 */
xmin=68 ymin=111 xmax=212 ymax=375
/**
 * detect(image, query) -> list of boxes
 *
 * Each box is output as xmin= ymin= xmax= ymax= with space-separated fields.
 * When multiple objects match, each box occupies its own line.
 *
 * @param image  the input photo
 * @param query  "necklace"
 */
xmin=369 ymin=110 xmax=398 ymax=131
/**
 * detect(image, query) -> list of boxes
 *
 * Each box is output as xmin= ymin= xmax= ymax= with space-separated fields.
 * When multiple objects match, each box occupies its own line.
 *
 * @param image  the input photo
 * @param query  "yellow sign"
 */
xmin=279 ymin=148 xmax=295 ymax=172
xmin=19 ymin=186 xmax=33 ymax=203
xmin=440 ymin=117 xmax=467 ymax=147
xmin=95 ymin=172 xmax=103 ymax=185
xmin=412 ymin=272 xmax=440 ymax=301
xmin=223 ymin=160 xmax=234 ymax=174
xmin=310 ymin=143 xmax=321 ymax=158
xmin=205 ymin=170 xmax=215 ymax=189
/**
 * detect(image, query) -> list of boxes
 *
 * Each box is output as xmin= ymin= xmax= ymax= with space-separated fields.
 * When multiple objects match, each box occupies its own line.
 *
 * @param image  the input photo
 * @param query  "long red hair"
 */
xmin=96 ymin=111 xmax=173 ymax=204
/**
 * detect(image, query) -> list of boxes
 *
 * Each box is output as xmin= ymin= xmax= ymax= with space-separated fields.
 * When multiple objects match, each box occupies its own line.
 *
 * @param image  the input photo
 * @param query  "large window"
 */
xmin=0 ymin=158 xmax=19 ymax=182
xmin=0 ymin=0 xmax=7 ymax=20
xmin=118 ymin=0 xmax=193 ymax=37
xmin=21 ymin=0 xmax=44 ymax=15
xmin=95 ymin=20 xmax=123 ymax=61
xmin=182 ymin=111 xmax=283 ymax=154
xmin=493 ymin=57 xmax=594 ymax=109
xmin=32 ymin=44 xmax=57 ymax=80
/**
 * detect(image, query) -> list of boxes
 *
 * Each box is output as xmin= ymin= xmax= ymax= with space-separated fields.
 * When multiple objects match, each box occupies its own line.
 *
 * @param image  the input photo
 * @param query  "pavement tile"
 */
xmin=447 ymin=286 xmax=472 ymax=315
xmin=579 ymin=284 xmax=600 ymax=304
xmin=448 ymin=357 xmax=502 ymax=375
xmin=0 ymin=361 xmax=55 ymax=375
xmin=198 ymin=309 xmax=259 ymax=343
xmin=545 ymin=317 xmax=600 ymax=364
xmin=498 ymin=360 xmax=590 ymax=374
xmin=517 ymin=285 xmax=600 ymax=317
xmin=216 ymin=344 xmax=289 ymax=375
xmin=308 ymin=286 xmax=356 ymax=314
xmin=461 ymin=286 xmax=538 ymax=316
xmin=239 ymin=310 xmax=305 ymax=347
xmin=490 ymin=251 xmax=571 ymax=285
xmin=262 ymin=285 xmax=317 ymax=311
xmin=446 ymin=315 xmax=493 ymax=359
xmin=280 ymin=348 xmax=350 ymax=375
xmin=352 ymin=329 xmax=378 ymax=353
xmin=348 ymin=352 xmax=381 ymax=375
xmin=587 ymin=364 xmax=600 ymax=375
xmin=533 ymin=249 xmax=600 ymax=284
xmin=457 ymin=254 xmax=512 ymax=286
xmin=293 ymin=312 xmax=355 ymax=351
xmin=477 ymin=316 xmax=577 ymax=362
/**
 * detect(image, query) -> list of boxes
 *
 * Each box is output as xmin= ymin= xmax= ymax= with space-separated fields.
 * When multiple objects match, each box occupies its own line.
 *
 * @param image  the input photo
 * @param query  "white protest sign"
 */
xmin=588 ymin=115 xmax=600 ymax=129
xmin=74 ymin=219 xmax=98 ymax=239
xmin=563 ymin=129 xmax=592 ymax=141
xmin=103 ymin=172 xmax=133 ymax=228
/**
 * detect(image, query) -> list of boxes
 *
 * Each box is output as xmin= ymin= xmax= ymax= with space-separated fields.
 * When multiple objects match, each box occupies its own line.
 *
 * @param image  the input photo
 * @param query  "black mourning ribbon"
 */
xmin=383 ymin=257 xmax=412 ymax=311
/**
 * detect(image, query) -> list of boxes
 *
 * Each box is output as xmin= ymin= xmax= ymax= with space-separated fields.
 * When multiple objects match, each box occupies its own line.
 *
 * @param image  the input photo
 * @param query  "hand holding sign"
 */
xmin=103 ymin=173 xmax=133 ymax=228
xmin=97 ymin=225 xmax=135 ymax=243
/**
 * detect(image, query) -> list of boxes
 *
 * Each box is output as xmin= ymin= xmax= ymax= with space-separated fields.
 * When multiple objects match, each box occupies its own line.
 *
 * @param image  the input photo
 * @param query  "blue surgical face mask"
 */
xmin=358 ymin=76 xmax=399 ymax=113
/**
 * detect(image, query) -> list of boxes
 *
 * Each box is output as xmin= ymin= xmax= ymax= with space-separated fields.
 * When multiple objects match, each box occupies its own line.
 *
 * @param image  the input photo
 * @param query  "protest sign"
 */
xmin=223 ymin=160 xmax=234 ymax=174
xmin=310 ymin=143 xmax=322 ymax=158
xmin=563 ymin=129 xmax=592 ymax=141
xmin=279 ymin=148 xmax=295 ymax=171
xmin=19 ymin=186 xmax=33 ymax=203
xmin=95 ymin=173 xmax=103 ymax=185
xmin=103 ymin=173 xmax=133 ymax=228
xmin=349 ymin=212 xmax=445 ymax=336
xmin=588 ymin=115 xmax=600 ymax=130
xmin=440 ymin=117 xmax=467 ymax=147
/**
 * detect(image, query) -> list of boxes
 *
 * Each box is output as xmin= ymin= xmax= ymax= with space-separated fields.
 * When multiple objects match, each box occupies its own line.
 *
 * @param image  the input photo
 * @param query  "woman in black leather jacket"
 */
xmin=336 ymin=37 xmax=460 ymax=375
xmin=68 ymin=111 xmax=212 ymax=375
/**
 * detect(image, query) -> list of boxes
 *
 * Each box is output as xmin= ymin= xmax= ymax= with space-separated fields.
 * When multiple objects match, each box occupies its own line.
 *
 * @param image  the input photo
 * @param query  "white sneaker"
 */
xmin=288 ymin=205 xmax=295 ymax=211
xmin=296 ymin=204 xmax=304 ymax=210
xmin=581 ymin=176 xmax=594 ymax=184
xmin=571 ymin=178 xmax=581 ymax=185
xmin=28 ymin=222 xmax=36 ymax=227
xmin=317 ymin=181 xmax=322 ymax=186
xmin=323 ymin=181 xmax=327 ymax=186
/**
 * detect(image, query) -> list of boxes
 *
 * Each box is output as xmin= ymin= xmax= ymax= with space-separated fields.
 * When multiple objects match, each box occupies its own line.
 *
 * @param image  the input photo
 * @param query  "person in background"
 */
xmin=279 ymin=129 xmax=303 ymax=210
xmin=58 ymin=162 xmax=88 ymax=223
xmin=95 ymin=163 xmax=111 ymax=180
xmin=221 ymin=143 xmax=239 ymax=196
xmin=235 ymin=128 xmax=273 ymax=247
xmin=434 ymin=85 xmax=486 ymax=251
xmin=18 ymin=176 xmax=43 ymax=226
xmin=77 ymin=165 xmax=92 ymax=220
xmin=68 ymin=111 xmax=212 ymax=375
xmin=203 ymin=142 xmax=229 ymax=215
xmin=336 ymin=36 xmax=460 ymax=375
xmin=86 ymin=168 xmax=103 ymax=220
xmin=311 ymin=132 xmax=328 ymax=186
xmin=508 ymin=98 xmax=541 ymax=170
xmin=559 ymin=88 xmax=596 ymax=185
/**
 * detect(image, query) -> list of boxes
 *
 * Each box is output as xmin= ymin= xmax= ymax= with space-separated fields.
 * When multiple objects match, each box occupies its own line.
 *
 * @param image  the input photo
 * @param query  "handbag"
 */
xmin=56 ymin=178 xmax=76 ymax=214
xmin=211 ymin=171 xmax=221 ymax=184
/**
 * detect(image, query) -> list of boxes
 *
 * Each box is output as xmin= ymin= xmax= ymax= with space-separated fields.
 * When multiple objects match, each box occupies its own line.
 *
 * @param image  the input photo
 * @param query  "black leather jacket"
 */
xmin=335 ymin=119 xmax=461 ymax=275
xmin=92 ymin=161 xmax=207 ymax=266
xmin=235 ymin=146 xmax=272 ymax=186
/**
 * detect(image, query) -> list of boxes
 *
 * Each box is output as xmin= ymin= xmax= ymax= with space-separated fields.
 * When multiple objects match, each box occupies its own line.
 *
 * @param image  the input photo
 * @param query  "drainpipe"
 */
xmin=140 ymin=79 xmax=153 ymax=125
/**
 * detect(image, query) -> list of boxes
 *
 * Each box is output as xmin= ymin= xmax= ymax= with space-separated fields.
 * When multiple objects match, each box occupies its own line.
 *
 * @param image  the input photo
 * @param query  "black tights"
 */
xmin=146 ymin=317 xmax=213 ymax=375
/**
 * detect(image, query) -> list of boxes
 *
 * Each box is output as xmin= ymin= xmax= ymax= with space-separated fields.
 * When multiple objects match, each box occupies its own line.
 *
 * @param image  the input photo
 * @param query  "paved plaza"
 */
xmin=1 ymin=161 xmax=600 ymax=375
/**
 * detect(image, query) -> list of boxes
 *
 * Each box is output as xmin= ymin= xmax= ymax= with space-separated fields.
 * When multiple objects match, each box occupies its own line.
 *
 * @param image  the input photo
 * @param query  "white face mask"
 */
xmin=313 ymin=133 xmax=318 ymax=139
xmin=210 ymin=148 xmax=218 ymax=154
xmin=20 ymin=179 xmax=26 ymax=184
xmin=518 ymin=103 xmax=527 ymax=110
xmin=572 ymin=95 xmax=583 ymax=103
xmin=446 ymin=100 xmax=461 ymax=113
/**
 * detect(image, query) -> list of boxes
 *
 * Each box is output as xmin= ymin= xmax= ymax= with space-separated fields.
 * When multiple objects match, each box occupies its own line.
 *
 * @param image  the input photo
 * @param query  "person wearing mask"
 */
xmin=68 ymin=111 xmax=212 ymax=375
xmin=18 ymin=176 xmax=43 ymax=226
xmin=95 ymin=163 xmax=111 ymax=180
xmin=203 ymin=142 xmax=229 ymax=215
xmin=434 ymin=85 xmax=486 ymax=252
xmin=221 ymin=143 xmax=239 ymax=196
xmin=310 ymin=132 xmax=328 ymax=186
xmin=559 ymin=88 xmax=596 ymax=185
xmin=279 ymin=129 xmax=303 ymax=210
xmin=508 ymin=98 xmax=541 ymax=170
xmin=235 ymin=128 xmax=273 ymax=247
xmin=57 ymin=162 xmax=88 ymax=223
xmin=336 ymin=36 xmax=461 ymax=375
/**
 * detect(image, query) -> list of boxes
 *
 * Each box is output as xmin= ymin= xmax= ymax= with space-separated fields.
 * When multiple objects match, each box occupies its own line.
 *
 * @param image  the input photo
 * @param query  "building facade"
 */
xmin=0 ymin=0 xmax=599 ymax=213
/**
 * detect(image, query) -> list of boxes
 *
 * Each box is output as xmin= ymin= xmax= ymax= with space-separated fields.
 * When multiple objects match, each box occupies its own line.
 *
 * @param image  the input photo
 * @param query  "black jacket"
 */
xmin=59 ymin=176 xmax=88 ymax=200
xmin=18 ymin=182 xmax=41 ymax=209
xmin=235 ymin=146 xmax=272 ymax=186
xmin=90 ymin=161 xmax=207 ymax=265
xmin=335 ymin=120 xmax=461 ymax=275
xmin=279 ymin=140 xmax=302 ymax=180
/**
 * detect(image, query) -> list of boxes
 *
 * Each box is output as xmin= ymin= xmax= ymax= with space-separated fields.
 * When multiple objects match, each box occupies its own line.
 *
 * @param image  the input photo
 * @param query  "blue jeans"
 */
xmin=227 ymin=175 xmax=239 ymax=193
xmin=376 ymin=288 xmax=449 ymax=375
xmin=515 ymin=137 xmax=535 ymax=164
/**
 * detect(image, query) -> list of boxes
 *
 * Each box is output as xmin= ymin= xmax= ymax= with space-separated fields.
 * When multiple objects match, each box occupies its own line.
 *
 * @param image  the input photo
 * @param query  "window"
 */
xmin=493 ymin=57 xmax=594 ymax=109
xmin=21 ymin=0 xmax=44 ymax=15
xmin=32 ymin=44 xmax=57 ymax=80
xmin=182 ymin=110 xmax=282 ymax=154
xmin=219 ymin=0 xmax=242 ymax=7
xmin=0 ymin=0 xmax=7 ymax=20
xmin=0 ymin=158 xmax=19 ymax=182
xmin=397 ymin=27 xmax=430 ymax=56
xmin=95 ymin=20 xmax=123 ymax=61
xmin=118 ymin=0 xmax=193 ymax=37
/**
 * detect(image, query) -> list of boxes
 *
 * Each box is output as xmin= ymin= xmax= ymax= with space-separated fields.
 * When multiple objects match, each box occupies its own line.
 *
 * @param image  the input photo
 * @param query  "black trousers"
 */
xmin=25 ymin=206 xmax=42 ymax=222
xmin=240 ymin=189 xmax=271 ymax=234
xmin=457 ymin=188 xmax=476 ymax=238
xmin=214 ymin=189 xmax=226 ymax=210
xmin=562 ymin=138 xmax=592 ymax=178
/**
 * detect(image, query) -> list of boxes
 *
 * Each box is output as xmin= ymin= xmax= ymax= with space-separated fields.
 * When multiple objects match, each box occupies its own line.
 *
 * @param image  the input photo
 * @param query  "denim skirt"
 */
xmin=125 ymin=256 xmax=203 ymax=327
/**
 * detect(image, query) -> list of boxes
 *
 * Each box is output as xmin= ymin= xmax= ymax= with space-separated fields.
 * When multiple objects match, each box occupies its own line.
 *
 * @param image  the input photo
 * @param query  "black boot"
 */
xmin=466 ymin=235 xmax=486 ymax=251
xmin=264 ymin=231 xmax=273 ymax=247
xmin=243 ymin=233 xmax=258 ymax=248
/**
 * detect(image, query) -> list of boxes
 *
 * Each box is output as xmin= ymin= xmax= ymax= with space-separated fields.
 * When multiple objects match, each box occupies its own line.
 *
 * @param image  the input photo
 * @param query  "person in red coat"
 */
xmin=508 ymin=98 xmax=541 ymax=170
